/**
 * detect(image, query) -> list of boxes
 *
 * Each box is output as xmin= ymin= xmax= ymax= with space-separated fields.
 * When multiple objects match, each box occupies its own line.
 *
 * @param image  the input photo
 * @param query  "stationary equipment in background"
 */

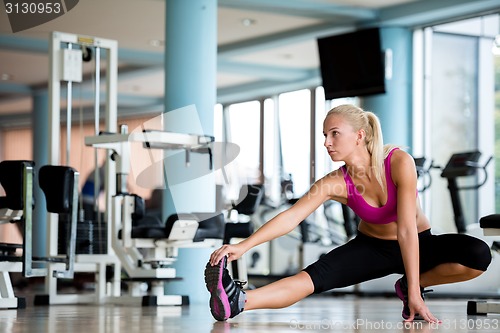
xmin=38 ymin=31 xmax=122 ymax=306
xmin=84 ymin=127 xmax=222 ymax=306
xmin=440 ymin=151 xmax=492 ymax=233
xmin=41 ymin=31 xmax=225 ymax=306
xmin=414 ymin=156 xmax=439 ymax=193
xmin=0 ymin=161 xmax=79 ymax=309
xmin=468 ymin=214 xmax=500 ymax=315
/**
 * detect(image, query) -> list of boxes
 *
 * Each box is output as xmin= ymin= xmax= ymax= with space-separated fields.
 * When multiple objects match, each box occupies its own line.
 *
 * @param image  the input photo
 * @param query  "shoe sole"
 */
xmin=204 ymin=258 xmax=231 ymax=321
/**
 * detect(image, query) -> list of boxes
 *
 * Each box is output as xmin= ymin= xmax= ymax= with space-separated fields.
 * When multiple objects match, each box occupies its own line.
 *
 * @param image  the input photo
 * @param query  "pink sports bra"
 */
xmin=340 ymin=148 xmax=399 ymax=224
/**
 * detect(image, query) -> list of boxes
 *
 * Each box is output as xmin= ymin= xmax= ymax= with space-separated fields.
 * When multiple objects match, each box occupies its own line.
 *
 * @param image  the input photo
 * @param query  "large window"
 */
xmin=226 ymin=101 xmax=261 ymax=192
xmin=278 ymin=89 xmax=311 ymax=197
xmin=429 ymin=30 xmax=479 ymax=232
xmin=421 ymin=16 xmax=497 ymax=232
xmin=263 ymin=98 xmax=282 ymax=205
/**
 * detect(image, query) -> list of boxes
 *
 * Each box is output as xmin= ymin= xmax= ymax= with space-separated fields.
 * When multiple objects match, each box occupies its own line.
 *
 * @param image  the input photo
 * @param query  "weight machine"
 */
xmin=0 ymin=161 xmax=79 ymax=309
xmin=35 ymin=31 xmax=122 ymax=306
xmin=84 ymin=127 xmax=221 ymax=305
xmin=40 ymin=31 xmax=224 ymax=306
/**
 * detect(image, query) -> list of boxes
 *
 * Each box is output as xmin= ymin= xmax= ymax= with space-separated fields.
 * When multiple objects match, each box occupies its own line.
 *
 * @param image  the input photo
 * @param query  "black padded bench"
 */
xmin=118 ymin=194 xmax=226 ymax=242
xmin=0 ymin=243 xmax=22 ymax=261
xmin=479 ymin=214 xmax=500 ymax=235
xmin=0 ymin=160 xmax=79 ymax=309
xmin=467 ymin=214 xmax=500 ymax=315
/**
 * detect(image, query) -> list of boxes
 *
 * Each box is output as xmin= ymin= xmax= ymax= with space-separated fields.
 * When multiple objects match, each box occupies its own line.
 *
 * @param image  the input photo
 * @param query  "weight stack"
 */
xmin=58 ymin=218 xmax=108 ymax=255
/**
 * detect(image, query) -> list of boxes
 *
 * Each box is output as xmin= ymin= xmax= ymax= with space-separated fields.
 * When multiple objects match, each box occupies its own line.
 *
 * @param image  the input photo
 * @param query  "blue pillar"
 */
xmin=163 ymin=0 xmax=217 ymax=304
xmin=363 ymin=27 xmax=413 ymax=151
xmin=32 ymin=89 xmax=49 ymax=257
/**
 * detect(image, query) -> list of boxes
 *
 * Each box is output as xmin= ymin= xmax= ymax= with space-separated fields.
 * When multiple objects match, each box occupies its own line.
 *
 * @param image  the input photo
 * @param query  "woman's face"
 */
xmin=323 ymin=114 xmax=359 ymax=161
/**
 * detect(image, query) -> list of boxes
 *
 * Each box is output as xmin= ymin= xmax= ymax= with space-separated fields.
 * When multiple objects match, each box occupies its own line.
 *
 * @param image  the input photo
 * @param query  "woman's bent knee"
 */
xmin=469 ymin=239 xmax=492 ymax=272
xmin=295 ymin=271 xmax=315 ymax=296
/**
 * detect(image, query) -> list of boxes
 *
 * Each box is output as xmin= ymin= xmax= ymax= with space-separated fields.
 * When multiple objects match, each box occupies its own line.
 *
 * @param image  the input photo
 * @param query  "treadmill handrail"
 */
xmin=455 ymin=156 xmax=493 ymax=191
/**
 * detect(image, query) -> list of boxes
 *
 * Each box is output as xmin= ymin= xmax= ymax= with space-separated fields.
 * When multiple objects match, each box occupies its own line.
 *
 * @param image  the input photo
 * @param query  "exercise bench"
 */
xmin=467 ymin=214 xmax=500 ymax=315
xmin=0 ymin=161 xmax=79 ymax=309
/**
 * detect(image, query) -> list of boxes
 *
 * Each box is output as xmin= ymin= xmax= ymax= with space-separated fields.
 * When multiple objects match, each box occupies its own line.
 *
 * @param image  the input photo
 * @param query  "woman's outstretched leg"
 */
xmin=204 ymin=256 xmax=314 ymax=321
xmin=244 ymin=271 xmax=314 ymax=310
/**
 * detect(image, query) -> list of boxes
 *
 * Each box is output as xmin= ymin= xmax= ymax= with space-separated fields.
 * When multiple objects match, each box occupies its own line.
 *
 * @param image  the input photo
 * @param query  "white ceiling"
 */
xmin=0 ymin=0 xmax=499 ymax=127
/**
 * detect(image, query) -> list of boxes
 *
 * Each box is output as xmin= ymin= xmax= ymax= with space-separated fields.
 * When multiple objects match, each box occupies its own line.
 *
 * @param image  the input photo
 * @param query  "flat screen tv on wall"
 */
xmin=317 ymin=27 xmax=386 ymax=100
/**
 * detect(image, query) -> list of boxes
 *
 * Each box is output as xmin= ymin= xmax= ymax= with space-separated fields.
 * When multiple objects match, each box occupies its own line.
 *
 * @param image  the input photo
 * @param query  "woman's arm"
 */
xmin=209 ymin=173 xmax=341 ymax=265
xmin=392 ymin=150 xmax=434 ymax=321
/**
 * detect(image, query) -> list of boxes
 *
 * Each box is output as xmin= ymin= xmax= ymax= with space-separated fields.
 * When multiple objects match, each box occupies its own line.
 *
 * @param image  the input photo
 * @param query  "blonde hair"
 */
xmin=326 ymin=104 xmax=395 ymax=190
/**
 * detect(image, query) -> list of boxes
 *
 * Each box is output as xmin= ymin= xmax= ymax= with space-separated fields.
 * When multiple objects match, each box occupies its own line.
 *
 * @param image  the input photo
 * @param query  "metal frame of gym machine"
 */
xmin=84 ymin=128 xmax=219 ymax=306
xmin=39 ymin=31 xmax=122 ymax=305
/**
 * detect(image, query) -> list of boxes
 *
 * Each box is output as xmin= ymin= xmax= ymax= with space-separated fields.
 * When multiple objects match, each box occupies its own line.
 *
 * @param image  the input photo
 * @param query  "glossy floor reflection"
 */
xmin=1 ymin=296 xmax=499 ymax=333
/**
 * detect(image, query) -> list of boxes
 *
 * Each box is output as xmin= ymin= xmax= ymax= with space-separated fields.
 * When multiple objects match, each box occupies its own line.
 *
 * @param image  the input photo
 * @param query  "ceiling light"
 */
xmin=493 ymin=35 xmax=500 ymax=56
xmin=241 ymin=18 xmax=256 ymax=27
xmin=149 ymin=39 xmax=164 ymax=47
xmin=1 ymin=73 xmax=12 ymax=81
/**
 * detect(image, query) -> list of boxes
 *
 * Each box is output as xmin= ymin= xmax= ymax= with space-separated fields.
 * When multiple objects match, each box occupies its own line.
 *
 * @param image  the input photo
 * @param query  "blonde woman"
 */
xmin=205 ymin=104 xmax=491 ymax=323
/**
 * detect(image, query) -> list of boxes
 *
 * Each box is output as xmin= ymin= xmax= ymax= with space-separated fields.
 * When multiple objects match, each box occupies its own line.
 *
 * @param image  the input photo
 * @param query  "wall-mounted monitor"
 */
xmin=317 ymin=27 xmax=386 ymax=100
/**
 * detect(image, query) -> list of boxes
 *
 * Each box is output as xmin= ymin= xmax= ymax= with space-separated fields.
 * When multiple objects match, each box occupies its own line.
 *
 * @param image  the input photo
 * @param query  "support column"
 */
xmin=163 ymin=0 xmax=217 ymax=304
xmin=362 ymin=27 xmax=413 ymax=150
xmin=32 ymin=90 xmax=49 ymax=258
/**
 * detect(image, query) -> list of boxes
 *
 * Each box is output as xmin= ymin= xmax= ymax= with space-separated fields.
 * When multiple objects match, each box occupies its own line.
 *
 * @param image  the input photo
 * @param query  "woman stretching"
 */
xmin=204 ymin=104 xmax=491 ymax=323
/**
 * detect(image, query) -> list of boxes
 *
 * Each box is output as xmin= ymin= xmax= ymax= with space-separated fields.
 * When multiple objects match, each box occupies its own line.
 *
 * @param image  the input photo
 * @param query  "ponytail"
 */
xmin=364 ymin=112 xmax=385 ymax=190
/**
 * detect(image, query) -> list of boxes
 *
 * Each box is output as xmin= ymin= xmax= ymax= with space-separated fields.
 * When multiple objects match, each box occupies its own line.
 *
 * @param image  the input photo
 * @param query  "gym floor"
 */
xmin=2 ymin=295 xmax=499 ymax=333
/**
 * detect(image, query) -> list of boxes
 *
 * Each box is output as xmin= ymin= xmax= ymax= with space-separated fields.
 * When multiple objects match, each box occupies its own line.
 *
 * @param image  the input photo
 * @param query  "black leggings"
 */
xmin=303 ymin=229 xmax=492 ymax=294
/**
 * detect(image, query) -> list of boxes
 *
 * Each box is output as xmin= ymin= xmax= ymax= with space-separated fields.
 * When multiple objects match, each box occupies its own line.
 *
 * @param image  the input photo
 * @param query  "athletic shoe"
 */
xmin=394 ymin=276 xmax=432 ymax=320
xmin=204 ymin=256 xmax=247 ymax=321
